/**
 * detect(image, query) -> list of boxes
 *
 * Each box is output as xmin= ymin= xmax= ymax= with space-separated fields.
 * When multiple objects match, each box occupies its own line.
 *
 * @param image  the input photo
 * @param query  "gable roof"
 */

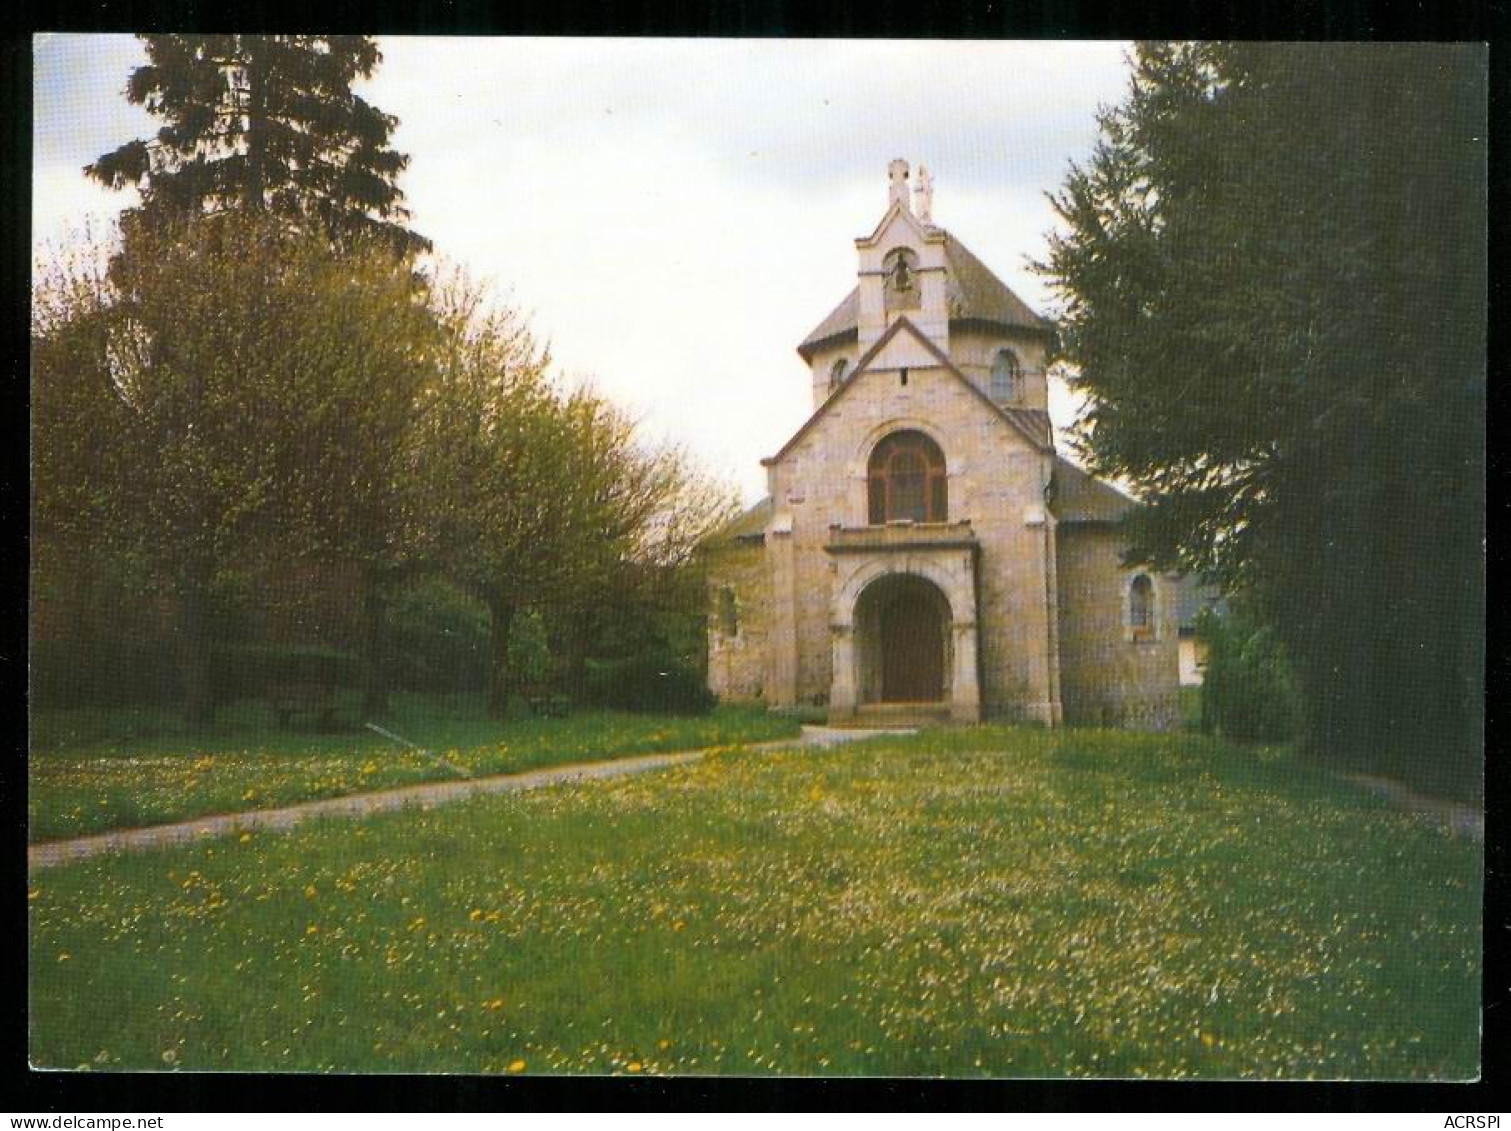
xmin=1049 ymin=455 xmax=1137 ymax=525
xmin=857 ymin=197 xmax=944 ymax=249
xmin=798 ymin=229 xmax=1054 ymax=360
xmin=764 ymin=316 xmax=1053 ymax=467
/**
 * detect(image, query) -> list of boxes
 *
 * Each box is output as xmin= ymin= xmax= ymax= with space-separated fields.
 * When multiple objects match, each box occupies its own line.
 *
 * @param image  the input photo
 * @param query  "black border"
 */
xmin=6 ymin=0 xmax=1504 ymax=1112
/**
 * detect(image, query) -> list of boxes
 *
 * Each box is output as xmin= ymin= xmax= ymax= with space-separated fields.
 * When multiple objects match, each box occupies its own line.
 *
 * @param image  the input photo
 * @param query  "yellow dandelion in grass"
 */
xmin=238 ymin=832 xmax=252 ymax=843
xmin=507 ymin=1058 xmax=526 ymax=1074
xmin=469 ymin=909 xmax=483 ymax=922
xmin=672 ymin=919 xmax=686 ymax=932
xmin=627 ymin=1061 xmax=643 ymax=1073
xmin=304 ymin=884 xmax=318 ymax=899
xmin=657 ymin=1039 xmax=670 ymax=1051
xmin=306 ymin=924 xmax=319 ymax=935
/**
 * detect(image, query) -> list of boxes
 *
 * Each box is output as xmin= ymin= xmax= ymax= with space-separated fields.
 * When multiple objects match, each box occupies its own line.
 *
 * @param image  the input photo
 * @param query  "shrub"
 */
xmin=1198 ymin=606 xmax=1302 ymax=744
xmin=383 ymin=583 xmax=553 ymax=695
xmin=29 ymin=636 xmax=182 ymax=709
xmin=581 ymin=654 xmax=716 ymax=715
xmin=210 ymin=644 xmax=361 ymax=702
xmin=383 ymin=579 xmax=490 ymax=692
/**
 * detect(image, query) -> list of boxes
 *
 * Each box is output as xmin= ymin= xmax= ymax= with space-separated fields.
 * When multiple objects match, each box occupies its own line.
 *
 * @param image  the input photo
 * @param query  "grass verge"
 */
xmin=28 ymin=695 xmax=799 ymax=842
xmin=28 ymin=725 xmax=1481 ymax=1078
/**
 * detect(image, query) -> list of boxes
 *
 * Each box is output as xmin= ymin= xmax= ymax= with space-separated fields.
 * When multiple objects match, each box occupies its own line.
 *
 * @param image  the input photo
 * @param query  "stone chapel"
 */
xmin=705 ymin=161 xmax=1180 ymax=728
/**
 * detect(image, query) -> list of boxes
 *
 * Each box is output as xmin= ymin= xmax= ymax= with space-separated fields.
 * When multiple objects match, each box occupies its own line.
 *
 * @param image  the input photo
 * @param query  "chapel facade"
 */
xmin=706 ymin=161 xmax=1180 ymax=728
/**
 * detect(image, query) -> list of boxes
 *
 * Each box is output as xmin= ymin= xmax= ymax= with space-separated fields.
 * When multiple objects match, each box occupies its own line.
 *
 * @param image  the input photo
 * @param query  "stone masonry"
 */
xmin=706 ymin=162 xmax=1180 ymax=729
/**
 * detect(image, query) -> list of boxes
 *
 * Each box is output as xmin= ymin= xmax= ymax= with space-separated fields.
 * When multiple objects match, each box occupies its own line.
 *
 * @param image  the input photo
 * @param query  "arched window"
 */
xmin=991 ymin=349 xmax=1020 ymax=401
xmin=717 ymin=586 xmax=738 ymax=637
xmin=1129 ymin=574 xmax=1154 ymax=641
xmin=867 ymin=430 xmax=947 ymax=524
xmin=829 ymin=358 xmax=849 ymax=394
xmin=882 ymin=247 xmax=918 ymax=294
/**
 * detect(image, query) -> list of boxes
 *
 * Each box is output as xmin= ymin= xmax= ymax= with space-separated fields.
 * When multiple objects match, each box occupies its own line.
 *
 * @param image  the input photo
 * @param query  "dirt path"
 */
xmin=27 ymin=725 xmax=901 ymax=872
xmin=1339 ymin=773 xmax=1484 ymax=840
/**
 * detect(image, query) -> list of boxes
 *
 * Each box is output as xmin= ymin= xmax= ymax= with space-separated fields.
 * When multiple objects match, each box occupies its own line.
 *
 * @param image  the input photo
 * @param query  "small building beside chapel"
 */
xmin=706 ymin=161 xmax=1180 ymax=728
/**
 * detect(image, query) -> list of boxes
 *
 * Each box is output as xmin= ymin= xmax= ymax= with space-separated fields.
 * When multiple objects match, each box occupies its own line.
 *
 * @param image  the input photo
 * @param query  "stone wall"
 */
xmin=1055 ymin=525 xmax=1182 ymax=729
xmin=765 ymin=344 xmax=1061 ymax=721
xmin=949 ymin=325 xmax=1050 ymax=412
xmin=705 ymin=539 xmax=771 ymax=703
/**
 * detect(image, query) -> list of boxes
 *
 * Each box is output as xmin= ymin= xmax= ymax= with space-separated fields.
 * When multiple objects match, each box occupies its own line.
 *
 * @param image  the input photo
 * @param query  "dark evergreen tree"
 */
xmin=87 ymin=35 xmax=427 ymax=257
xmin=1040 ymin=43 xmax=1485 ymax=795
xmin=78 ymin=35 xmax=430 ymax=719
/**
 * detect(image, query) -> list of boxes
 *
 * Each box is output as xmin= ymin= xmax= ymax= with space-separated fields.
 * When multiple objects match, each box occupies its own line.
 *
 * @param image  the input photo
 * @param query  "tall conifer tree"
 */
xmin=88 ymin=35 xmax=427 ymax=256
xmin=1041 ymin=43 xmax=1485 ymax=793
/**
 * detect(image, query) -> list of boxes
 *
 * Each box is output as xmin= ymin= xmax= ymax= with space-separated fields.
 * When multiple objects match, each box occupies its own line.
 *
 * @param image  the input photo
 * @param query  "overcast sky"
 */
xmin=34 ymin=35 xmax=1132 ymax=503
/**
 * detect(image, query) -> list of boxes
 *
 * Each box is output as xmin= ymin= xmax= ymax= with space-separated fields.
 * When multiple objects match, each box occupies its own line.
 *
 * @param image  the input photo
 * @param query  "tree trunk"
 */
xmin=242 ymin=35 xmax=267 ymax=212
xmin=178 ymin=557 xmax=215 ymax=729
xmin=562 ymin=608 xmax=590 ymax=701
xmin=487 ymin=597 xmax=516 ymax=720
xmin=77 ymin=544 xmax=101 ymax=707
xmin=361 ymin=566 xmax=388 ymax=715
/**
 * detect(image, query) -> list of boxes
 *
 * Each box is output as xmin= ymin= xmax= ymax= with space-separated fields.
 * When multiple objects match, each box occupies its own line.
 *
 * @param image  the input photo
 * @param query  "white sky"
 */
xmin=33 ymin=35 xmax=1132 ymax=504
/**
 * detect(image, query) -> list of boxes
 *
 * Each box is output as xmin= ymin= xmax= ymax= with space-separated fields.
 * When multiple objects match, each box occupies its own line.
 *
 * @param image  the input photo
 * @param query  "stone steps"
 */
xmin=838 ymin=702 xmax=955 ymax=729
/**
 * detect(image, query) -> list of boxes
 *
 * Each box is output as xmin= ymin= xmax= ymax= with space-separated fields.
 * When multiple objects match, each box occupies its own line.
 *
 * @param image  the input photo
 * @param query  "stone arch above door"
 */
xmin=827 ymin=550 xmax=981 ymax=724
xmin=831 ymin=553 xmax=975 ymax=631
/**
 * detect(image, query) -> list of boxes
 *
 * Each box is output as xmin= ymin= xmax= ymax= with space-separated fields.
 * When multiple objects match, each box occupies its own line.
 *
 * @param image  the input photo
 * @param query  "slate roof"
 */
xmin=1049 ymin=456 xmax=1138 ymax=525
xmin=708 ymin=496 xmax=772 ymax=546
xmin=799 ymin=289 xmax=860 ymax=357
xmin=940 ymin=236 xmax=1052 ymax=336
xmin=1002 ymin=407 xmax=1054 ymax=450
xmin=1173 ymin=575 xmax=1227 ymax=629
xmin=797 ymin=230 xmax=1054 ymax=359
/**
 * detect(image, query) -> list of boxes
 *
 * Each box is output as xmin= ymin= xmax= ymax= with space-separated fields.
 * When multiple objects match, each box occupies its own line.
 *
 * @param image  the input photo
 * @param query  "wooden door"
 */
xmin=880 ymin=593 xmax=944 ymax=702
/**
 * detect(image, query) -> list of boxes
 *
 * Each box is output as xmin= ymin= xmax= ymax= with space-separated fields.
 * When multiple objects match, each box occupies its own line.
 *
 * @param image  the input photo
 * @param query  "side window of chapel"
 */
xmin=717 ymin=586 xmax=739 ymax=637
xmin=1129 ymin=574 xmax=1154 ymax=641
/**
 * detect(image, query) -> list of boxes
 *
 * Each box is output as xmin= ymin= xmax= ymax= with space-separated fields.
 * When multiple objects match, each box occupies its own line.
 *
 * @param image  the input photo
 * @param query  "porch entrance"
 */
xmin=854 ymin=572 xmax=952 ymax=705
xmin=880 ymin=588 xmax=945 ymax=701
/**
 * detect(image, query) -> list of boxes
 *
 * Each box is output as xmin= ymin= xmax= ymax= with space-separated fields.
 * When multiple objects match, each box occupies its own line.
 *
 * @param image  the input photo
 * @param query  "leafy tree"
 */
xmin=1040 ymin=43 xmax=1485 ymax=793
xmin=414 ymin=278 xmax=736 ymax=716
xmin=407 ymin=280 xmax=565 ymax=717
xmin=87 ymin=35 xmax=426 ymax=257
xmin=32 ymin=212 xmax=436 ymax=725
xmin=540 ymin=399 xmax=737 ymax=695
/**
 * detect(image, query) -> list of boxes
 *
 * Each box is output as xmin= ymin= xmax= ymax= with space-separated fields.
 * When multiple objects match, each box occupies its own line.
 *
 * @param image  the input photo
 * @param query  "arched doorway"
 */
xmin=853 ymin=573 xmax=952 ymax=705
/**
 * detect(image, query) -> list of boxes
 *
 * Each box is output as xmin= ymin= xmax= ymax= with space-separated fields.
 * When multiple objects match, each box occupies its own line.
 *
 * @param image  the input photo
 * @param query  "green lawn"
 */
xmin=29 ymin=726 xmax=1480 ymax=1078
xmin=28 ymin=695 xmax=799 ymax=842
